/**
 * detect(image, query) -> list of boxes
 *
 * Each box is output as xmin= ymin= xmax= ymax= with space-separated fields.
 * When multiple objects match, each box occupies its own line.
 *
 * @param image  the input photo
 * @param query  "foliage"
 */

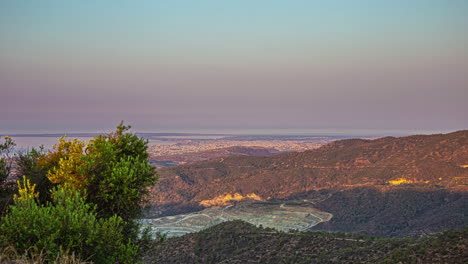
xmin=0 ymin=136 xmax=16 ymax=216
xmin=85 ymin=128 xmax=156 ymax=221
xmin=0 ymin=178 xmax=139 ymax=263
xmin=46 ymin=137 xmax=89 ymax=190
xmin=38 ymin=122 xmax=157 ymax=222
xmin=15 ymin=176 xmax=39 ymax=202
xmin=0 ymin=122 xmax=158 ymax=263
xmin=17 ymin=146 xmax=55 ymax=204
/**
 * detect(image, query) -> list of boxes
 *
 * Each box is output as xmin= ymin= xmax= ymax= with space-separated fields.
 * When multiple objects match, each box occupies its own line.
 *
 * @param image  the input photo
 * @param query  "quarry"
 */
xmin=139 ymin=200 xmax=332 ymax=237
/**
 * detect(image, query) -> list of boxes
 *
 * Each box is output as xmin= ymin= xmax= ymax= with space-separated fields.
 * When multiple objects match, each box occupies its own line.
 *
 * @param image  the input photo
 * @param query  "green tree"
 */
xmin=82 ymin=122 xmax=157 ymax=241
xmin=39 ymin=122 xmax=158 ymax=221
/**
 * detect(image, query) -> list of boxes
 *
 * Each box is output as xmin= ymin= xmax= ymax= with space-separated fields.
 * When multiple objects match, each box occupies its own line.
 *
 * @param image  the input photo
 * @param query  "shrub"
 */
xmin=0 ymin=178 xmax=139 ymax=263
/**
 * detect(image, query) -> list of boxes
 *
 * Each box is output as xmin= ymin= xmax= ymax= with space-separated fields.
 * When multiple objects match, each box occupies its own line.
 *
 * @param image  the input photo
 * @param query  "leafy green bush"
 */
xmin=0 ymin=181 xmax=138 ymax=263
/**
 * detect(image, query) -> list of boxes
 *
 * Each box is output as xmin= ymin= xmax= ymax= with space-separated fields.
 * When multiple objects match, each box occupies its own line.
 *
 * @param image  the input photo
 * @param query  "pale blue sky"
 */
xmin=1 ymin=0 xmax=467 ymax=134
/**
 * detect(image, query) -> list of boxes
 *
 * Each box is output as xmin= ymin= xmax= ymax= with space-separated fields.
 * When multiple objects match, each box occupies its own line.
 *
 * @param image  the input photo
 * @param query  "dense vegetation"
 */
xmin=0 ymin=123 xmax=157 ymax=263
xmin=145 ymin=220 xmax=468 ymax=264
xmin=310 ymin=187 xmax=467 ymax=237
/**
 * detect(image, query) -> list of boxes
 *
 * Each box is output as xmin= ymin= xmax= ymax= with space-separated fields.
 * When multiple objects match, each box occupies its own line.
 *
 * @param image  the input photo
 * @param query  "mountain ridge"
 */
xmin=149 ymin=130 xmax=467 ymax=215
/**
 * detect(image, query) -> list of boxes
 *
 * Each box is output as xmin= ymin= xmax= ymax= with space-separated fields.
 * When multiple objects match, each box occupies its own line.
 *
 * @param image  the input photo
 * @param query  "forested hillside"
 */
xmin=144 ymin=220 xmax=468 ymax=264
xmin=306 ymin=188 xmax=467 ymax=237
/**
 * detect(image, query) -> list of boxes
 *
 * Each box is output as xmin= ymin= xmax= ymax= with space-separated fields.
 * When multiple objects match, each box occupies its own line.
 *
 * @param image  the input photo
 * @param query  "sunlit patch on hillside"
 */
xmin=388 ymin=178 xmax=413 ymax=185
xmin=200 ymin=193 xmax=263 ymax=207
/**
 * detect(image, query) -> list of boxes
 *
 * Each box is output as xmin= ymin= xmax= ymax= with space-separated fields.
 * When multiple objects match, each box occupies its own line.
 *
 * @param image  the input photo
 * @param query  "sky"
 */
xmin=1 ymin=0 xmax=467 ymax=134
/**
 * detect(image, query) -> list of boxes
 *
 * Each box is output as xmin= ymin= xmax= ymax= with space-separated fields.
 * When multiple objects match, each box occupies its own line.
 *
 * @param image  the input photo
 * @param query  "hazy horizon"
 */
xmin=2 ymin=1 xmax=467 ymax=133
xmin=1 ymin=127 xmax=463 ymax=137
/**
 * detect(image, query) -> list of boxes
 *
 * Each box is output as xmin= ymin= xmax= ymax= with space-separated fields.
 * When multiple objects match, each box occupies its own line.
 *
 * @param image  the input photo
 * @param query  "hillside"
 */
xmin=149 ymin=130 xmax=468 ymax=214
xmin=144 ymin=220 xmax=468 ymax=264
xmin=305 ymin=188 xmax=467 ymax=237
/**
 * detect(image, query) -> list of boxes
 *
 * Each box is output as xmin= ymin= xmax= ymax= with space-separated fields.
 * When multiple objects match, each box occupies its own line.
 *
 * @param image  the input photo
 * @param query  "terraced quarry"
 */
xmin=140 ymin=201 xmax=332 ymax=237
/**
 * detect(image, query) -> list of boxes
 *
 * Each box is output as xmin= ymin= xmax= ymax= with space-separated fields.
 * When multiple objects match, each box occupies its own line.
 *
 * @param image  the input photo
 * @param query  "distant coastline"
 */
xmin=6 ymin=135 xmax=176 ymax=153
xmin=3 ymin=129 xmax=459 ymax=154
